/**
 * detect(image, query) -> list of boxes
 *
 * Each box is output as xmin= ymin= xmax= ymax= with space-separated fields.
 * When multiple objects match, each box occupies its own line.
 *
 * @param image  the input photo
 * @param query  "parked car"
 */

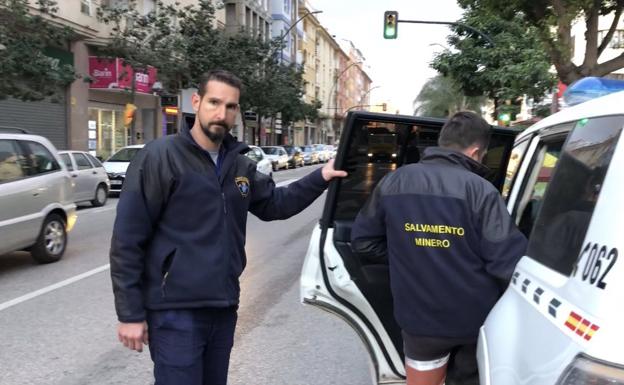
xmin=58 ymin=151 xmax=110 ymax=207
xmin=300 ymin=84 xmax=624 ymax=384
xmin=299 ymin=145 xmax=319 ymax=165
xmin=260 ymin=146 xmax=289 ymax=171
xmin=245 ymin=145 xmax=273 ymax=177
xmin=102 ymin=144 xmax=145 ymax=195
xmin=283 ymin=145 xmax=304 ymax=168
xmin=312 ymin=143 xmax=330 ymax=162
xmin=0 ymin=127 xmax=77 ymax=263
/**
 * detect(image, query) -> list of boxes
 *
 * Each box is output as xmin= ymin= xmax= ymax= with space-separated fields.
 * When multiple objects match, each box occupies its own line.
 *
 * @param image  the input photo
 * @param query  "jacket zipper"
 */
xmin=161 ymin=271 xmax=170 ymax=297
xmin=222 ymin=192 xmax=227 ymax=214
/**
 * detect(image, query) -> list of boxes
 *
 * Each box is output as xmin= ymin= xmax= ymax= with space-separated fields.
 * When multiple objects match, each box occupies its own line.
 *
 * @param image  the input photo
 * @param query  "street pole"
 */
xmin=396 ymin=19 xmax=495 ymax=46
xmin=355 ymin=85 xmax=381 ymax=112
xmin=273 ymin=9 xmax=322 ymax=145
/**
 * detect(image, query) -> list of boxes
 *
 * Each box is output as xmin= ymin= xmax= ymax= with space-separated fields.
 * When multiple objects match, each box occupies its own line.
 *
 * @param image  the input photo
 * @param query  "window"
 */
xmin=598 ymin=30 xmax=624 ymax=49
xmin=283 ymin=0 xmax=290 ymax=14
xmin=515 ymin=139 xmax=564 ymax=237
xmin=246 ymin=148 xmax=262 ymax=162
xmin=59 ymin=153 xmax=74 ymax=171
xmin=80 ymin=0 xmax=91 ymax=15
xmin=0 ymin=140 xmax=25 ymax=182
xmin=21 ymin=141 xmax=60 ymax=176
xmin=502 ymin=139 xmax=530 ymax=199
xmin=86 ymin=153 xmax=103 ymax=167
xmin=526 ymin=116 xmax=624 ymax=275
xmin=74 ymin=153 xmax=93 ymax=170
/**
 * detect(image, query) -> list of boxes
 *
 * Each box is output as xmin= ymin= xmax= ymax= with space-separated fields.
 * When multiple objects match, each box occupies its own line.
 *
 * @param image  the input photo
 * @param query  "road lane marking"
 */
xmin=0 ymin=264 xmax=110 ymax=312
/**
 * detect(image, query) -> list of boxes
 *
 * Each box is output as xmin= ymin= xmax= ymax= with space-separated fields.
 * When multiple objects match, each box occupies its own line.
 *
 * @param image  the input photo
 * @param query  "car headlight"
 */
xmin=368 ymin=153 xmax=373 ymax=157
xmin=555 ymin=355 xmax=624 ymax=385
xmin=392 ymin=153 xmax=397 ymax=157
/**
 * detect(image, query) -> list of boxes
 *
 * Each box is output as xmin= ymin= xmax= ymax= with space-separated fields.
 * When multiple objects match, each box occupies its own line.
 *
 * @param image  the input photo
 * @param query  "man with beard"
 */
xmin=110 ymin=70 xmax=347 ymax=385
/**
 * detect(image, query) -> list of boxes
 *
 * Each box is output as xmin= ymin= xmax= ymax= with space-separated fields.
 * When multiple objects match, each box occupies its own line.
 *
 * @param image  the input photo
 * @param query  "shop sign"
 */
xmin=88 ymin=57 xmax=158 ymax=94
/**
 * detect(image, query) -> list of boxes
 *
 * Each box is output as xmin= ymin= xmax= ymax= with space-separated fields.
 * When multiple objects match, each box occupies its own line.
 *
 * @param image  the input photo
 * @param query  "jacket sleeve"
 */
xmin=479 ymin=190 xmax=528 ymax=281
xmin=109 ymin=147 xmax=169 ymax=323
xmin=350 ymin=181 xmax=388 ymax=262
xmin=249 ymin=168 xmax=328 ymax=221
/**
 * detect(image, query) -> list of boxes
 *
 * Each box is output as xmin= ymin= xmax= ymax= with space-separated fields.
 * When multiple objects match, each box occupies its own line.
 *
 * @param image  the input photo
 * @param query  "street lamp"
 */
xmin=277 ymin=10 xmax=323 ymax=64
xmin=326 ymin=60 xmax=363 ymax=115
xmin=355 ymin=85 xmax=381 ymax=111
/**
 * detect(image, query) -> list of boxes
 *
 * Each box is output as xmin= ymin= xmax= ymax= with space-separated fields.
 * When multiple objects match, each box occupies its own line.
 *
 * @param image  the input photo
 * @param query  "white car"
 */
xmin=58 ymin=151 xmax=110 ymax=207
xmin=0 ymin=127 xmax=77 ymax=263
xmin=300 ymin=82 xmax=624 ymax=385
xmin=103 ymin=144 xmax=145 ymax=194
xmin=260 ymin=146 xmax=289 ymax=171
xmin=245 ymin=145 xmax=273 ymax=177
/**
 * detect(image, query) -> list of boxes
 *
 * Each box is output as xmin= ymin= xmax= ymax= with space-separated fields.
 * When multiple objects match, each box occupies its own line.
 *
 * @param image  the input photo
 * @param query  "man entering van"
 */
xmin=351 ymin=111 xmax=527 ymax=385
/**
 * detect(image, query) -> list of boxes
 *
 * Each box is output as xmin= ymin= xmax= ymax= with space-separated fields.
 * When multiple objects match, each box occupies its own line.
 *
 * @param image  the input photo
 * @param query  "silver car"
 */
xmin=0 ymin=128 xmax=77 ymax=263
xmin=58 ymin=151 xmax=110 ymax=207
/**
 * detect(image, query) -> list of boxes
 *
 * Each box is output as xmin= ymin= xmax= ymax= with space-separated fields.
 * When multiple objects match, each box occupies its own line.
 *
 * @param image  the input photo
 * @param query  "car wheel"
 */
xmin=29 ymin=213 xmax=67 ymax=264
xmin=91 ymin=184 xmax=108 ymax=207
xmin=272 ymin=163 xmax=278 ymax=172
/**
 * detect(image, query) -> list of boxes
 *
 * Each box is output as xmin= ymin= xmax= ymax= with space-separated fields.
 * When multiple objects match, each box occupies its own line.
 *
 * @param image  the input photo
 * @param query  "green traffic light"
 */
xmin=384 ymin=11 xmax=398 ymax=39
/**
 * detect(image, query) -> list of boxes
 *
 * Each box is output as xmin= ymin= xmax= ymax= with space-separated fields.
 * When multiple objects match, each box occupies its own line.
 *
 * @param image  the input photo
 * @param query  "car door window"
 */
xmin=0 ymin=140 xmax=26 ymax=182
xmin=501 ymin=139 xmax=531 ymax=200
xmin=526 ymin=116 xmax=624 ymax=275
xmin=86 ymin=153 xmax=103 ymax=168
xmin=59 ymin=153 xmax=74 ymax=171
xmin=246 ymin=149 xmax=261 ymax=162
xmin=515 ymin=138 xmax=564 ymax=237
xmin=74 ymin=153 xmax=92 ymax=170
xmin=21 ymin=141 xmax=60 ymax=176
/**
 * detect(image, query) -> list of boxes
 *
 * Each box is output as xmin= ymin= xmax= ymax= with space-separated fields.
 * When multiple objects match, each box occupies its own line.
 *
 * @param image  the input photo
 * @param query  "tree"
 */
xmin=431 ymin=5 xmax=555 ymax=118
xmin=0 ymin=0 xmax=76 ymax=101
xmin=460 ymin=0 xmax=624 ymax=84
xmin=97 ymin=0 xmax=319 ymax=128
xmin=413 ymin=75 xmax=486 ymax=117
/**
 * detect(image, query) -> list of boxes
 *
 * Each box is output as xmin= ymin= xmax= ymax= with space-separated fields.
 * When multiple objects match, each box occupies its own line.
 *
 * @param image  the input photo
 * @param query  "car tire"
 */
xmin=91 ymin=184 xmax=108 ymax=207
xmin=272 ymin=163 xmax=278 ymax=172
xmin=29 ymin=213 xmax=67 ymax=264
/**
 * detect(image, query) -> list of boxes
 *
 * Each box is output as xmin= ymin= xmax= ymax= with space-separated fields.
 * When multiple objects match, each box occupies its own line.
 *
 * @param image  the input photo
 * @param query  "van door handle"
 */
xmin=92 ymin=171 xmax=97 ymax=175
xmin=72 ymin=174 xmax=78 ymax=178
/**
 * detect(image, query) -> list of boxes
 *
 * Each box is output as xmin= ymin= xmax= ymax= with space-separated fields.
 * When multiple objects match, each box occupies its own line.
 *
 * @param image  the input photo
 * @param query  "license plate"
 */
xmin=110 ymin=180 xmax=122 ymax=185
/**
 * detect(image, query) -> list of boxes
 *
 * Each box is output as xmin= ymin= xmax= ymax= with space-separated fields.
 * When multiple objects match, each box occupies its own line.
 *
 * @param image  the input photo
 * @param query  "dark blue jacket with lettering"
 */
xmin=110 ymin=125 xmax=328 ymax=323
xmin=351 ymin=147 xmax=527 ymax=339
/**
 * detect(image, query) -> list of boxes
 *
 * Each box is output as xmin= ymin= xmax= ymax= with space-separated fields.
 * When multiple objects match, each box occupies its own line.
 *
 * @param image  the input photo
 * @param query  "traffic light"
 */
xmin=498 ymin=113 xmax=511 ymax=126
xmin=383 ymin=11 xmax=398 ymax=39
xmin=124 ymin=103 xmax=137 ymax=127
xmin=382 ymin=102 xmax=387 ymax=111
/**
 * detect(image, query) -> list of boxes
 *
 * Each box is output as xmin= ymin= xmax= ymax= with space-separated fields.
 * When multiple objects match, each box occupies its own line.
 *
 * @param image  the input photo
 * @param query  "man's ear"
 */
xmin=191 ymin=93 xmax=200 ymax=113
xmin=464 ymin=145 xmax=482 ymax=161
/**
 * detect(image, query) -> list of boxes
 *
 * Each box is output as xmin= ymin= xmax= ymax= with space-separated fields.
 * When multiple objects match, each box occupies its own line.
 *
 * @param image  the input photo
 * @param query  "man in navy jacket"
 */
xmin=351 ymin=111 xmax=526 ymax=385
xmin=110 ymin=69 xmax=346 ymax=385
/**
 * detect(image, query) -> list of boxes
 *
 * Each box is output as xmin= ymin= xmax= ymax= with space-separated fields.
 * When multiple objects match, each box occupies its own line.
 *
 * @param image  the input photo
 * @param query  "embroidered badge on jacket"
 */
xmin=235 ymin=176 xmax=250 ymax=197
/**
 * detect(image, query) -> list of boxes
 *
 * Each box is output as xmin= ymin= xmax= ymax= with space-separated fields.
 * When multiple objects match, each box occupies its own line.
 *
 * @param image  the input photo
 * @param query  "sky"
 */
xmin=307 ymin=0 xmax=463 ymax=115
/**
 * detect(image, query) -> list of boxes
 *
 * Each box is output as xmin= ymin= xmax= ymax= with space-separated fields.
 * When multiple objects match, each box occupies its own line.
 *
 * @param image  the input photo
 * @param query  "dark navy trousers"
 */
xmin=147 ymin=307 xmax=238 ymax=385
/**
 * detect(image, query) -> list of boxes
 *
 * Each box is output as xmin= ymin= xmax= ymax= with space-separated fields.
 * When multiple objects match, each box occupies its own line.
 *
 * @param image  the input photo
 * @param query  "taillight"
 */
xmin=556 ymin=355 xmax=624 ymax=385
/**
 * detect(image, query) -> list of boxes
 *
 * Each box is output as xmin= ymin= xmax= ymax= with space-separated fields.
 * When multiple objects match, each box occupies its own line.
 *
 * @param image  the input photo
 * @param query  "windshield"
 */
xmin=301 ymin=146 xmax=314 ymax=152
xmin=262 ymin=147 xmax=280 ymax=155
xmin=107 ymin=148 xmax=142 ymax=162
xmin=283 ymin=146 xmax=296 ymax=155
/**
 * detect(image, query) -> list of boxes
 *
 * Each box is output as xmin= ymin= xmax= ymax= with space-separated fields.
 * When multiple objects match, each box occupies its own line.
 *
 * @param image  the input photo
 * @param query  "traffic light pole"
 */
xmin=397 ymin=19 xmax=495 ymax=46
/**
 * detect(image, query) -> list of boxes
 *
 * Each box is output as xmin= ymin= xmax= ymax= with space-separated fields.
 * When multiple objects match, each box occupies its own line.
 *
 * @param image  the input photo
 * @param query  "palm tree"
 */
xmin=413 ymin=75 xmax=485 ymax=117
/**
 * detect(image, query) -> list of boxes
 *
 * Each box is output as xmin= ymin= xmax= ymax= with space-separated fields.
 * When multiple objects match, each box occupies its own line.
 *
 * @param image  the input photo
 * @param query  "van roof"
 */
xmin=519 ymin=90 xmax=624 ymax=140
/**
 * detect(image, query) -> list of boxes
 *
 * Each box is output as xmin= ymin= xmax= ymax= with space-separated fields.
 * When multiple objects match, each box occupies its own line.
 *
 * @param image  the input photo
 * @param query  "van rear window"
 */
xmin=526 ymin=116 xmax=623 ymax=275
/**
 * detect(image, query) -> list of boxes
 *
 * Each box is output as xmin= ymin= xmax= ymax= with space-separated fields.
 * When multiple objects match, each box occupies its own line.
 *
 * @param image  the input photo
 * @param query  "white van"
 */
xmin=299 ymin=87 xmax=624 ymax=384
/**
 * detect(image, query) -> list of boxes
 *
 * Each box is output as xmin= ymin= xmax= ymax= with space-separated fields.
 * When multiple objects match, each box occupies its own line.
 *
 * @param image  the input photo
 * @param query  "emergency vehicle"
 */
xmin=300 ymin=78 xmax=624 ymax=384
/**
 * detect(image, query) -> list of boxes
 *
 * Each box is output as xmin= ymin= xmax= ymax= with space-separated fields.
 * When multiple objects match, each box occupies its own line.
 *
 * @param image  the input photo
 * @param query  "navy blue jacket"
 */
xmin=110 ymin=125 xmax=328 ymax=323
xmin=351 ymin=147 xmax=527 ymax=339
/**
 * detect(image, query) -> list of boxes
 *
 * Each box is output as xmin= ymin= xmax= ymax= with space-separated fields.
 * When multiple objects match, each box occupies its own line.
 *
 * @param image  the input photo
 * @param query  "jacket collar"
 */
xmin=421 ymin=147 xmax=491 ymax=178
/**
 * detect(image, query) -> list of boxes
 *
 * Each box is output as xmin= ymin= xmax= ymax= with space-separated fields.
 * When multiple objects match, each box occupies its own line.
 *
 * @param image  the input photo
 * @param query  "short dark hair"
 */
xmin=197 ymin=70 xmax=243 ymax=98
xmin=438 ymin=111 xmax=491 ymax=152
